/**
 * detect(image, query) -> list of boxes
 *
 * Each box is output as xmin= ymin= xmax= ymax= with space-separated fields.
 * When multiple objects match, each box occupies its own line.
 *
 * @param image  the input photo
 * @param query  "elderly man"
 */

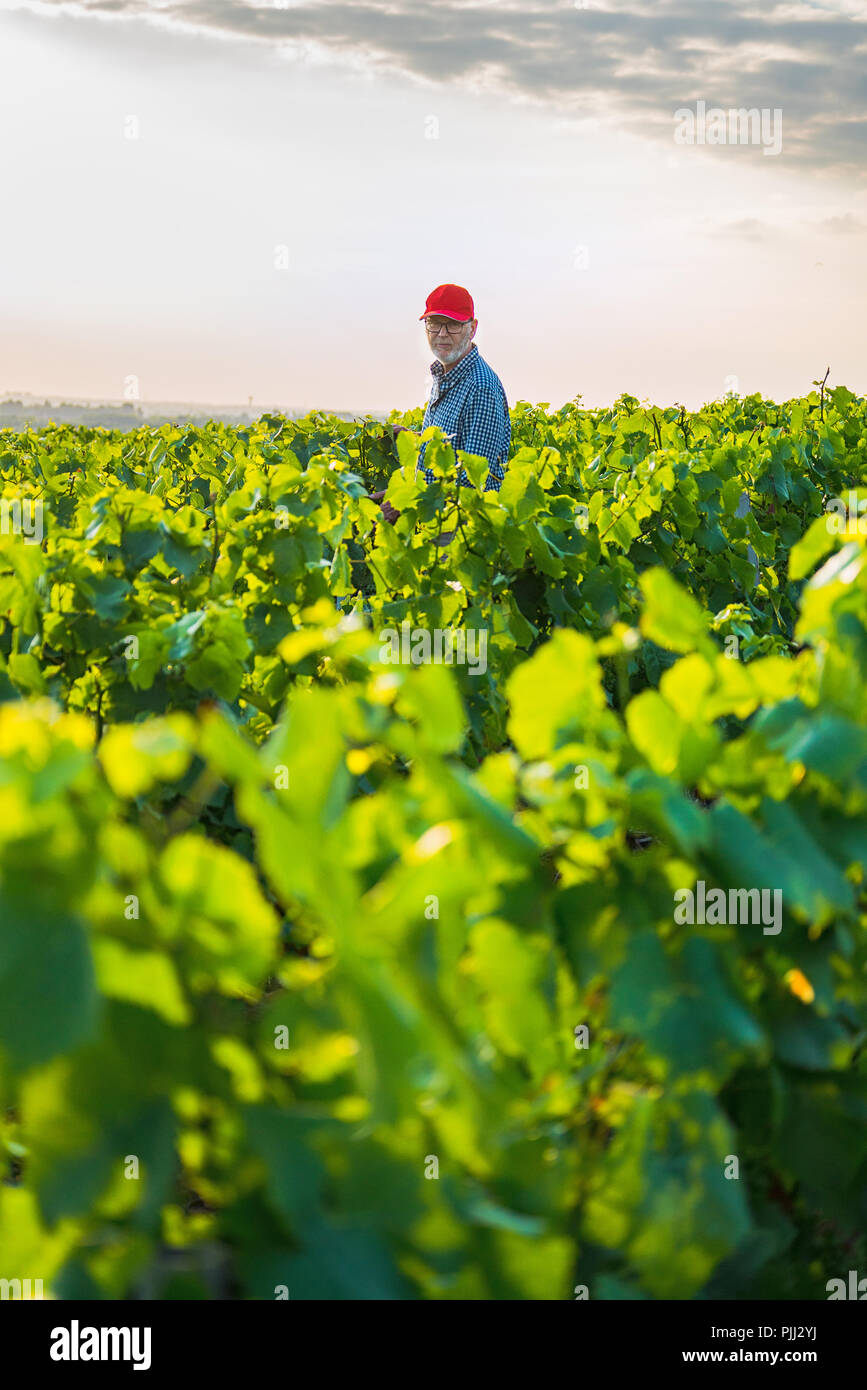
xmin=372 ymin=283 xmax=511 ymax=525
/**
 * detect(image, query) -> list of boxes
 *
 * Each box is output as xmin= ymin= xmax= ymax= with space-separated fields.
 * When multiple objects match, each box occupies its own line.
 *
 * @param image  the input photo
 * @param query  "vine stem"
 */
xmin=208 ymin=495 xmax=219 ymax=584
xmin=819 ymin=365 xmax=830 ymax=422
xmin=598 ymin=472 xmax=655 ymax=541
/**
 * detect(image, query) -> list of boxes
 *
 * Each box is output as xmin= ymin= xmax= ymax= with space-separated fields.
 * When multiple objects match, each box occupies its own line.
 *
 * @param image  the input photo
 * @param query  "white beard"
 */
xmin=433 ymin=329 xmax=473 ymax=366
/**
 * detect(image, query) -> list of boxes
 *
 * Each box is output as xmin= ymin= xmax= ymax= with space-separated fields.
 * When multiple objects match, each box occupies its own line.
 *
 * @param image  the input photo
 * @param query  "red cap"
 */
xmin=419 ymin=283 xmax=475 ymax=322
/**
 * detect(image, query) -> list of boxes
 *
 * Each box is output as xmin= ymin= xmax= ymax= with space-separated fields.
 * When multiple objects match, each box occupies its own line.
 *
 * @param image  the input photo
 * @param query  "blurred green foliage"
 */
xmin=0 ymin=389 xmax=865 ymax=1298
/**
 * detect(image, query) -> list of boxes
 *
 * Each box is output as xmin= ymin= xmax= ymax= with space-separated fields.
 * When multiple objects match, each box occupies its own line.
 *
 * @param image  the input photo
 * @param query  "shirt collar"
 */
xmin=430 ymin=343 xmax=478 ymax=392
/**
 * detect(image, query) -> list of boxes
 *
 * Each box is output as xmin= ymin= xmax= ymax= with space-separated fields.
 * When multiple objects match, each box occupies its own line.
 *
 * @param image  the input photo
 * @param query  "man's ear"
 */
xmin=470 ymin=319 xmax=478 ymax=338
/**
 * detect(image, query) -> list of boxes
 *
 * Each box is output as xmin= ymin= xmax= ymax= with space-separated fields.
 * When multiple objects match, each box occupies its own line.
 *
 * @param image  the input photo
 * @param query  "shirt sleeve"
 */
xmin=456 ymin=384 xmax=511 ymax=492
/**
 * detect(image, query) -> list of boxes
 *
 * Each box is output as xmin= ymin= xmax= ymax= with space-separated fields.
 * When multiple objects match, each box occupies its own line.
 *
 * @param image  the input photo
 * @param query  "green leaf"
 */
xmin=394 ymin=663 xmax=466 ymax=754
xmin=158 ymin=834 xmax=280 ymax=994
xmin=789 ymin=515 xmax=837 ymax=582
xmin=626 ymin=690 xmax=720 ymax=781
xmin=609 ymin=933 xmax=765 ymax=1079
xmin=468 ymin=919 xmax=556 ymax=1076
xmin=121 ymin=526 xmax=162 ymax=570
xmin=329 ymin=546 xmax=353 ymax=597
xmin=92 ymin=938 xmax=191 ymax=1026
xmin=507 ymin=628 xmax=606 ymax=758
xmin=98 ymin=715 xmax=195 ymax=798
xmin=7 ymin=652 xmax=46 ymax=695
xmin=0 ymin=900 xmax=98 ymax=1069
xmin=639 ymin=569 xmax=714 ymax=655
xmin=457 ymin=449 xmax=489 ymax=491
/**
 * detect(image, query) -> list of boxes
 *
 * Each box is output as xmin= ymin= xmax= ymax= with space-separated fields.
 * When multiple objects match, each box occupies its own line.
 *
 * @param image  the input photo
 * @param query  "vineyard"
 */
xmin=0 ymin=384 xmax=866 ymax=1300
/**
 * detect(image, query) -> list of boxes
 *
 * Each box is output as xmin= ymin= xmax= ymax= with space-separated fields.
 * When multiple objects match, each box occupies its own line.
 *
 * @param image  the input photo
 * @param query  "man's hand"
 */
xmin=367 ymin=489 xmax=401 ymax=525
xmin=383 ymin=424 xmax=410 ymax=447
xmin=370 ymin=425 xmax=411 ymax=522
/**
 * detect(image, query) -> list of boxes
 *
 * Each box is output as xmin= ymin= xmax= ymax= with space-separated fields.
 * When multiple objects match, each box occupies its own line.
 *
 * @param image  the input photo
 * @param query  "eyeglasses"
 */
xmin=425 ymin=319 xmax=469 ymax=337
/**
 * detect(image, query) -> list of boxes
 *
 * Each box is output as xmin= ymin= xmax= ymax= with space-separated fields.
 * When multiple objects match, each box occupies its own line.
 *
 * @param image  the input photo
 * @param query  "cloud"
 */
xmin=818 ymin=212 xmax=867 ymax=231
xmin=701 ymin=209 xmax=867 ymax=239
xmin=15 ymin=0 xmax=867 ymax=173
xmin=707 ymin=217 xmax=772 ymax=240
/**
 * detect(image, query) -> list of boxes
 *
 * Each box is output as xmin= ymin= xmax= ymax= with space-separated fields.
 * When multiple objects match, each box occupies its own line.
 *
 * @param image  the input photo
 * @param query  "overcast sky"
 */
xmin=1 ymin=0 xmax=865 ymax=412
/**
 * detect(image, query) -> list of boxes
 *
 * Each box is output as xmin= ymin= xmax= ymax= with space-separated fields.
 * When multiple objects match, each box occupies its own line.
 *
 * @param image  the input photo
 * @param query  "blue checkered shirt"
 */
xmin=416 ymin=344 xmax=511 ymax=492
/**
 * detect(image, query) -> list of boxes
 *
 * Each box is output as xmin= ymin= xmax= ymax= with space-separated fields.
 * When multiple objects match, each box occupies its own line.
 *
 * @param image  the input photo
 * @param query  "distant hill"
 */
xmin=0 ymin=394 xmax=389 ymax=432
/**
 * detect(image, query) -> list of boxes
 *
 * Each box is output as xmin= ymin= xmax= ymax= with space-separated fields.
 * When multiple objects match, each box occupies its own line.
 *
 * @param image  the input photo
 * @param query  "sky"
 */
xmin=0 ymin=0 xmax=865 ymax=413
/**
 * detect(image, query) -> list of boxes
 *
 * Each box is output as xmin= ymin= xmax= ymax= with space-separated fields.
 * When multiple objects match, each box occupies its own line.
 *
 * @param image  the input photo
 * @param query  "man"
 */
xmin=372 ymin=283 xmax=511 ymax=525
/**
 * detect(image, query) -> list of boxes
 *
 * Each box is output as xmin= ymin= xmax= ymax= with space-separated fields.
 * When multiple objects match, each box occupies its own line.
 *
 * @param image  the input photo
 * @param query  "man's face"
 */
xmin=425 ymin=314 xmax=476 ymax=365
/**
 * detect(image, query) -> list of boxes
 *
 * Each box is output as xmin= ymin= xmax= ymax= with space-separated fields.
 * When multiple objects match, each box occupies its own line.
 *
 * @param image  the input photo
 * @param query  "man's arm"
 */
xmin=369 ymin=426 xmax=411 ymax=519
